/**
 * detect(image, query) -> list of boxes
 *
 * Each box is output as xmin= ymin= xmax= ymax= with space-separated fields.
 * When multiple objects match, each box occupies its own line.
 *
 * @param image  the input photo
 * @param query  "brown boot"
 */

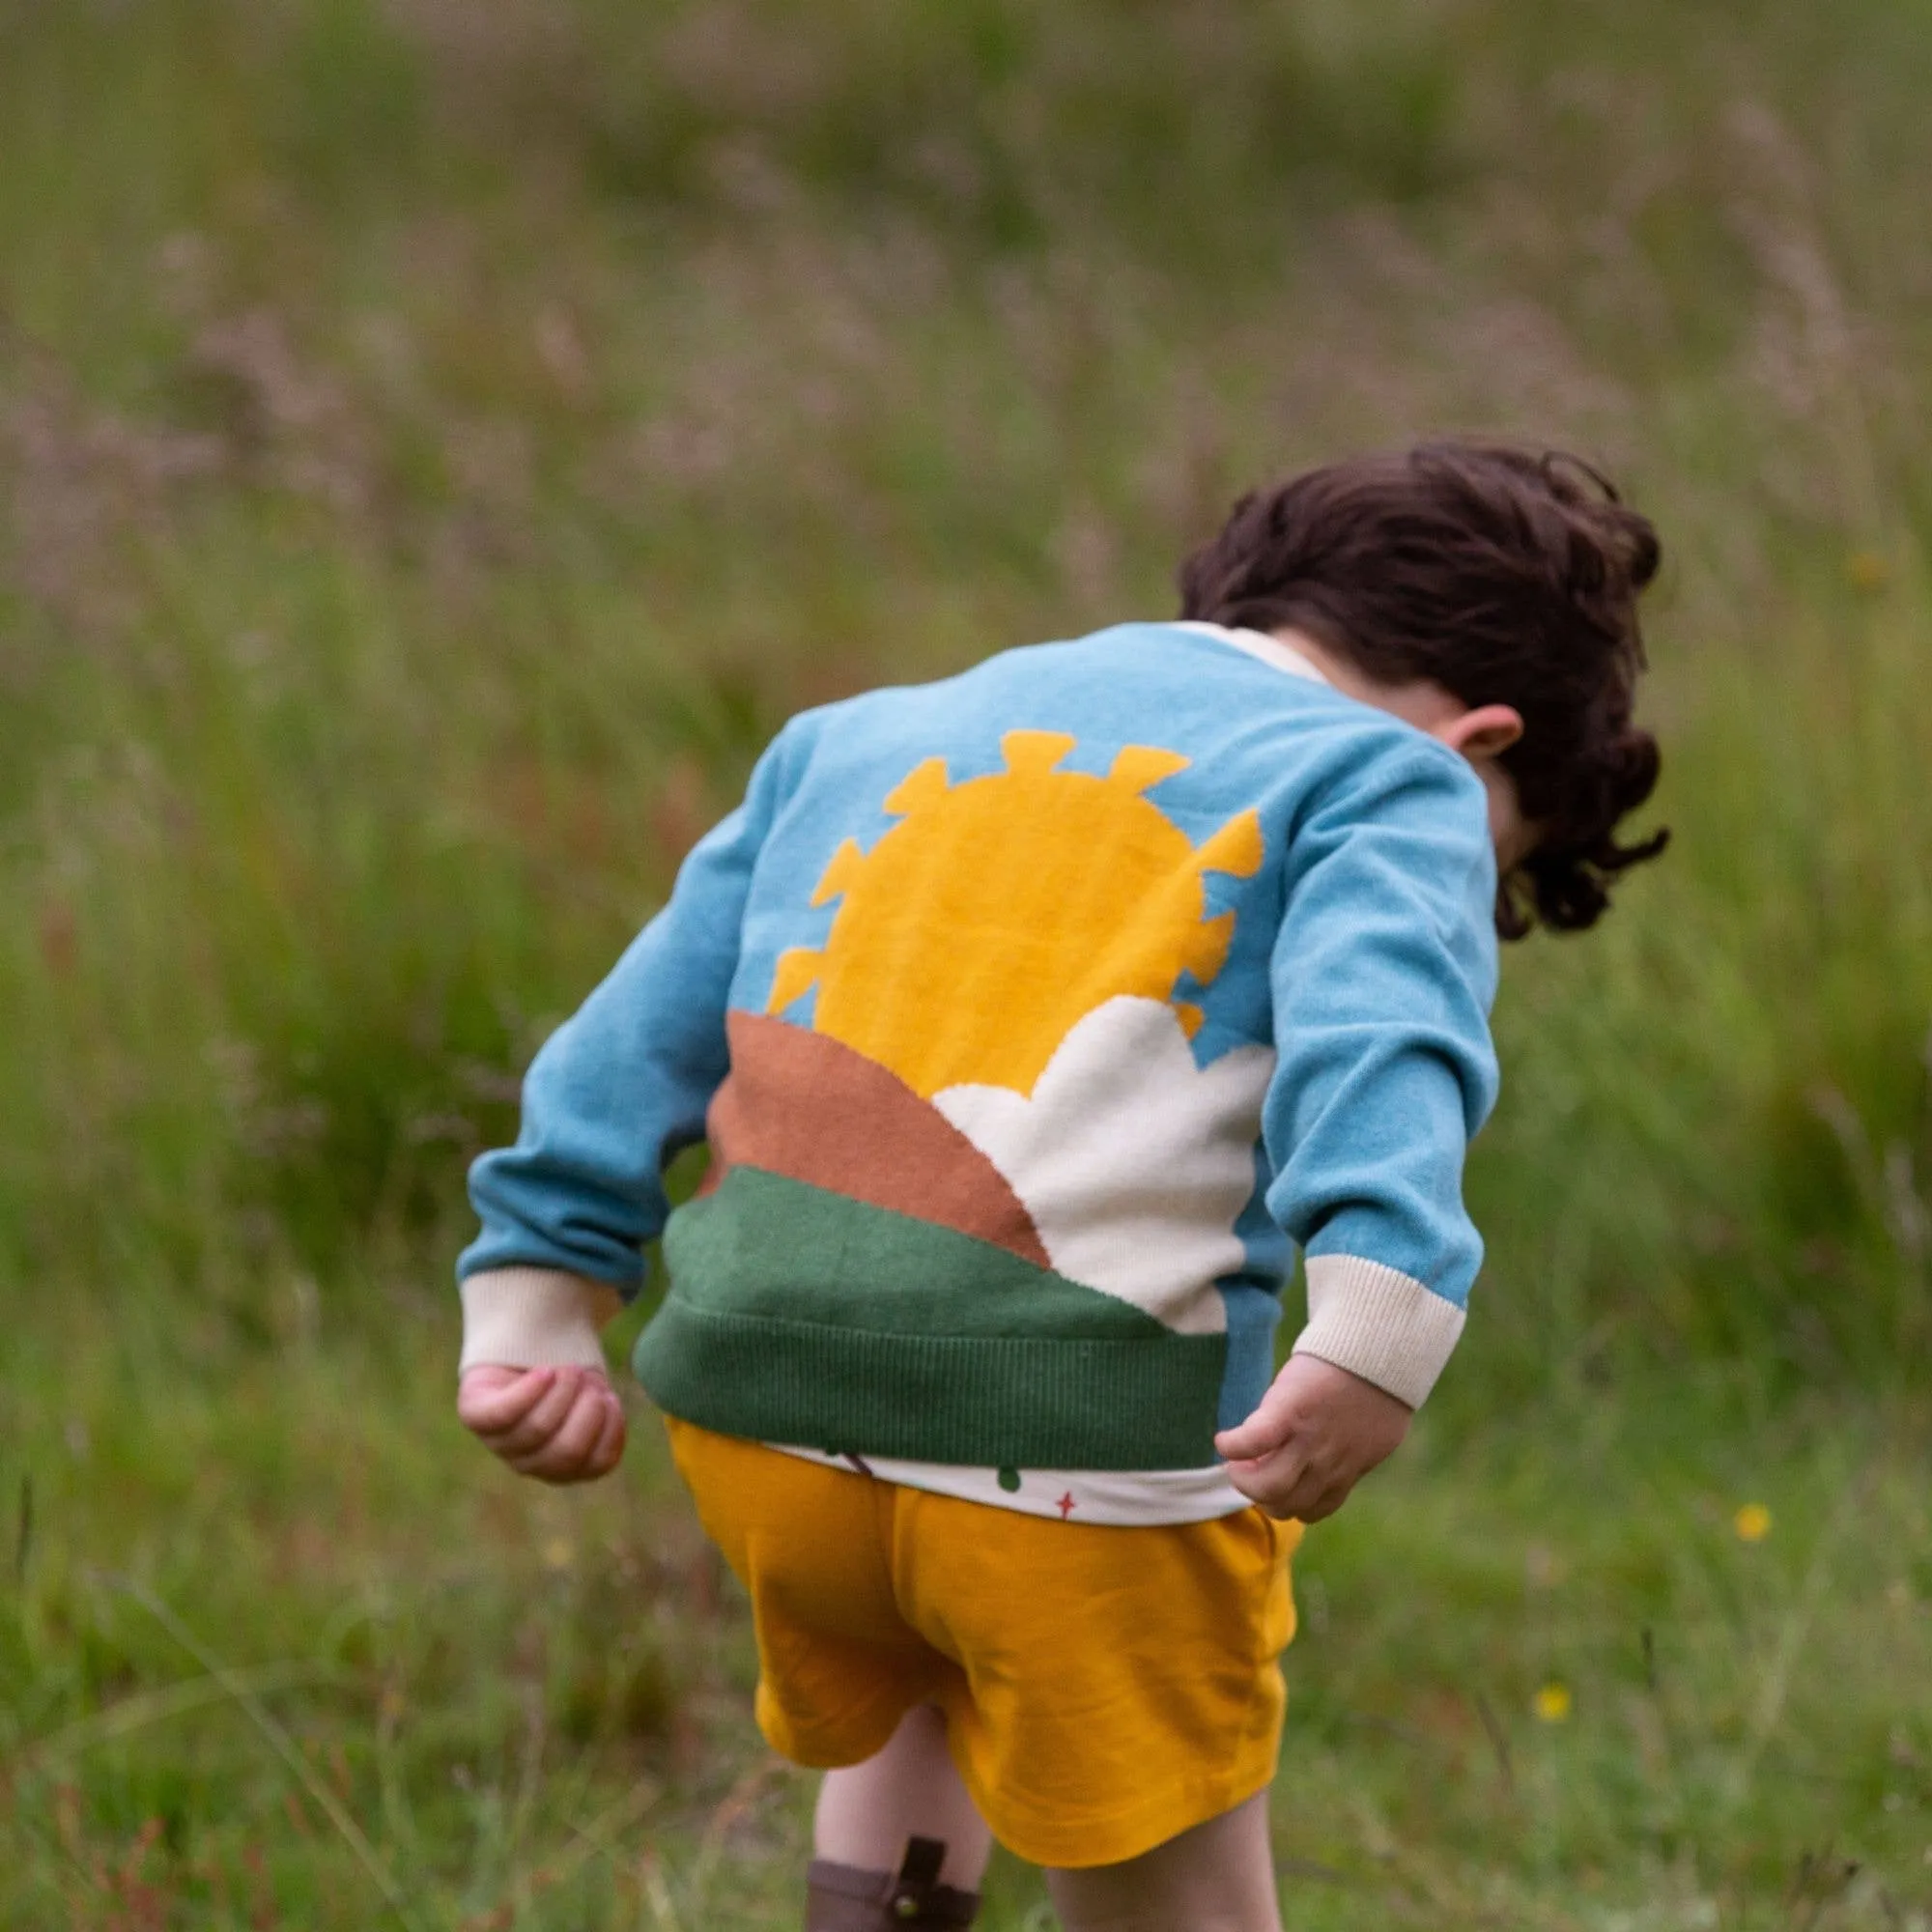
xmin=805 ymin=1836 xmax=980 ymax=1929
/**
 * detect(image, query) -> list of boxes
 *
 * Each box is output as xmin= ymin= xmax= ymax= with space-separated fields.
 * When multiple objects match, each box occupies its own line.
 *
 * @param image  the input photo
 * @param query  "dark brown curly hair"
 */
xmin=1177 ymin=440 xmax=1667 ymax=937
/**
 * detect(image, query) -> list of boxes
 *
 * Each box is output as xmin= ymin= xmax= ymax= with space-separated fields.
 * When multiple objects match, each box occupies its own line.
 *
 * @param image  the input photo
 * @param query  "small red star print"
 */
xmin=1056 ymin=1491 xmax=1078 ymax=1520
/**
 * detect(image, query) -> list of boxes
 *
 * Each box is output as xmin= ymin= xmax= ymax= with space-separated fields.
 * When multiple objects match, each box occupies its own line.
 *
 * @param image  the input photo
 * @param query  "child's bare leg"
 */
xmin=813 ymin=1702 xmax=993 ymax=1890
xmin=1043 ymin=1791 xmax=1281 ymax=1932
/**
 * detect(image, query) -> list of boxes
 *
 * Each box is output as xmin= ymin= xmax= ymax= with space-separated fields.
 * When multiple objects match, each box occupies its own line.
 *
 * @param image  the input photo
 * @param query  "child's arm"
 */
xmin=455 ymin=728 xmax=799 ymax=1479
xmin=1217 ymin=739 xmax=1500 ymax=1519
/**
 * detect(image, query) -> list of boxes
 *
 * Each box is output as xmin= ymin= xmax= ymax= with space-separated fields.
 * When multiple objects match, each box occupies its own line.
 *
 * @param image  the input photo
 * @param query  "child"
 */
xmin=454 ymin=441 xmax=1664 ymax=1931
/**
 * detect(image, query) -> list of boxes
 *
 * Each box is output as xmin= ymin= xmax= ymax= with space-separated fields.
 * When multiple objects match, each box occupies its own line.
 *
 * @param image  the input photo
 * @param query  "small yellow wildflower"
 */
xmin=542 ymin=1536 xmax=576 ymax=1571
xmin=1533 ymin=1683 xmax=1573 ymax=1723
xmin=1846 ymin=551 xmax=1890 ymax=593
xmin=1733 ymin=1503 xmax=1772 ymax=1544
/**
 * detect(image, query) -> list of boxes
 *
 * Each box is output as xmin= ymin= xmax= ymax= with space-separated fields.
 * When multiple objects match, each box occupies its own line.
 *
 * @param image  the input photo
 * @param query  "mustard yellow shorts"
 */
xmin=664 ymin=1418 xmax=1300 ymax=1869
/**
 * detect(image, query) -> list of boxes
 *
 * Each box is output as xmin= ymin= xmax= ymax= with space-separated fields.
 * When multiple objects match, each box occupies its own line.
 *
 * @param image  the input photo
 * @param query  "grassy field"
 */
xmin=3 ymin=1 xmax=1930 ymax=1924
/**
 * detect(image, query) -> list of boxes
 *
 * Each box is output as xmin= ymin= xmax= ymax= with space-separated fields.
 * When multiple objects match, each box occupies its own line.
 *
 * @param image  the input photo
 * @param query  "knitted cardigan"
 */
xmin=458 ymin=622 xmax=1500 ymax=1470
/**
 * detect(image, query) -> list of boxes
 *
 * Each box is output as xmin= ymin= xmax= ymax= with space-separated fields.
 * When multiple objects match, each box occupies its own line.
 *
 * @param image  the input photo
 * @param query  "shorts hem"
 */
xmin=952 ymin=1748 xmax=1282 ymax=1870
xmin=754 ymin=1688 xmax=916 ymax=1774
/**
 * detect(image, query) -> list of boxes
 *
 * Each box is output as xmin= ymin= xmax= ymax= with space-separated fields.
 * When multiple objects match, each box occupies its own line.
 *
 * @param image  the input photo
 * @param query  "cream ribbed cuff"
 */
xmin=458 ymin=1266 xmax=624 ymax=1375
xmin=1290 ymin=1253 xmax=1466 ymax=1409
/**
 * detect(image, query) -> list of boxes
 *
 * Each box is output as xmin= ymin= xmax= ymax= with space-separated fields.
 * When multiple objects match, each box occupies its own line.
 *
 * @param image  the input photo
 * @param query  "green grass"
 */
xmin=5 ymin=1306 xmax=1929 ymax=1927
xmin=3 ymin=0 xmax=1930 ymax=1923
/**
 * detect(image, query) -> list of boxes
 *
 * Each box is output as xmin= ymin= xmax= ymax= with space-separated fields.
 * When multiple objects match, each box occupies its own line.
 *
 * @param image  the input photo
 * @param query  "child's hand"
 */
xmin=1213 ymin=1354 xmax=1411 ymax=1521
xmin=457 ymin=1365 xmax=628 ymax=1484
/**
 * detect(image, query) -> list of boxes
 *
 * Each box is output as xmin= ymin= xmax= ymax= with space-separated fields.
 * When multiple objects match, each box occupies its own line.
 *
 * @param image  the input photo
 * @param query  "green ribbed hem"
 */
xmin=633 ymin=1295 xmax=1227 ymax=1470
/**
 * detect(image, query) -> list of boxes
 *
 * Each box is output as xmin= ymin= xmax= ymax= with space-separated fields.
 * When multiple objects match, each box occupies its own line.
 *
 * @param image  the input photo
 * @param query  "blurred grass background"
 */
xmin=2 ymin=1 xmax=1928 ymax=1925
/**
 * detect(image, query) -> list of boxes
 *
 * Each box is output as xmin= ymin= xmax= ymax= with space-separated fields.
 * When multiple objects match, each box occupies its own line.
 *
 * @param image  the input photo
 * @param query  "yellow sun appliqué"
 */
xmin=767 ymin=730 xmax=1264 ymax=1099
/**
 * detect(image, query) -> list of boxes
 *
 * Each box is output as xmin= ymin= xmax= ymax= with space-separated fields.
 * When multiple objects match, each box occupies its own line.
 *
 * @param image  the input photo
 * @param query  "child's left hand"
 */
xmin=1213 ymin=1354 xmax=1411 ymax=1521
xmin=457 ymin=1364 xmax=628 ymax=1484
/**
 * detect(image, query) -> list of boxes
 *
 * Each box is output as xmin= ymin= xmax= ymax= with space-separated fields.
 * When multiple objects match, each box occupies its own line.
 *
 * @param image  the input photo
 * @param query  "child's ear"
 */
xmin=1439 ymin=704 xmax=1523 ymax=762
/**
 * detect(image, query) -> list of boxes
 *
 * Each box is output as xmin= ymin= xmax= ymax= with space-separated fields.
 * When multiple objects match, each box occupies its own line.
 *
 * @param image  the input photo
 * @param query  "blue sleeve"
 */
xmin=1262 ymin=740 xmax=1500 ymax=1310
xmin=457 ymin=731 xmax=795 ymax=1291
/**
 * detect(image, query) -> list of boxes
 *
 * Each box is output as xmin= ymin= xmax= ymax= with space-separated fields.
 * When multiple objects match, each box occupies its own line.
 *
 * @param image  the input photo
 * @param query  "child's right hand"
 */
xmin=457 ymin=1364 xmax=628 ymax=1484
